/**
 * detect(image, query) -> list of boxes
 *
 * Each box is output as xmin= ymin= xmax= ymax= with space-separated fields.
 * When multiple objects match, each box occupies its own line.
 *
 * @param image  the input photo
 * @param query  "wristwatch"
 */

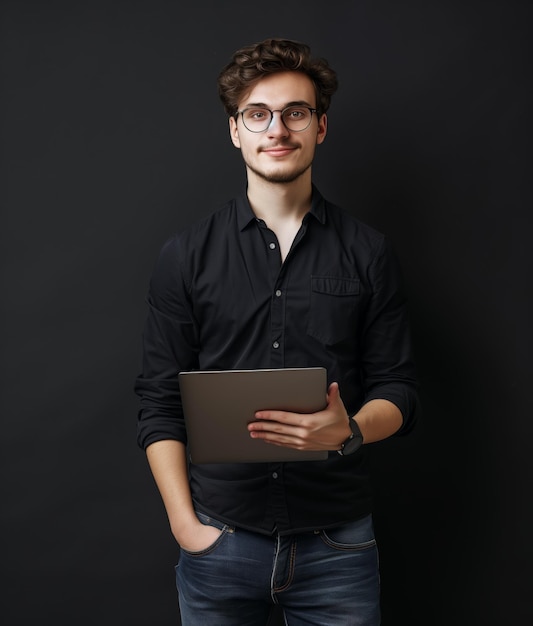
xmin=337 ymin=416 xmax=364 ymax=456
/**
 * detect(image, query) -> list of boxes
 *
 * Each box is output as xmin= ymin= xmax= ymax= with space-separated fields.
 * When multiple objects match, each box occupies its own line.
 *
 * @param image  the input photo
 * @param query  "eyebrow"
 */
xmin=242 ymin=100 xmax=315 ymax=109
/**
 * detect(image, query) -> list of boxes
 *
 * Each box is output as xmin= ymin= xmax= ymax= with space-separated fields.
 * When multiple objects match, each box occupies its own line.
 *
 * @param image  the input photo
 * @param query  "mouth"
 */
xmin=260 ymin=144 xmax=298 ymax=157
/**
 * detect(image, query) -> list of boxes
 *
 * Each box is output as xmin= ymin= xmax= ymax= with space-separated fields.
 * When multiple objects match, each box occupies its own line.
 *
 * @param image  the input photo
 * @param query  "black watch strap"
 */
xmin=337 ymin=416 xmax=364 ymax=456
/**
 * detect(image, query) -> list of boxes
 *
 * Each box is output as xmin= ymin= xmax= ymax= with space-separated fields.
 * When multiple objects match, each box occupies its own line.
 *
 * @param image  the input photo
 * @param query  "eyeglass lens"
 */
xmin=241 ymin=106 xmax=314 ymax=132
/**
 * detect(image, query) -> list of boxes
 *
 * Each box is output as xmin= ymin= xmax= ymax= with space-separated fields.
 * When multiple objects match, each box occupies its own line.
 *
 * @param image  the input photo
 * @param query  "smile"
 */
xmin=261 ymin=147 xmax=297 ymax=157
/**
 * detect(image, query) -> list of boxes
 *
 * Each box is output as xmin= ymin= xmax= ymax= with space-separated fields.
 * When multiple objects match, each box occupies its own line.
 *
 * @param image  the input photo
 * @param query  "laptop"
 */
xmin=179 ymin=367 xmax=329 ymax=464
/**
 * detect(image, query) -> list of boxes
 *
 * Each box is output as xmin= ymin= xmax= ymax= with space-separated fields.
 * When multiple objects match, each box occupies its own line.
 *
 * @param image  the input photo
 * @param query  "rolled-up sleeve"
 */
xmin=134 ymin=236 xmax=199 ymax=449
xmin=360 ymin=238 xmax=419 ymax=434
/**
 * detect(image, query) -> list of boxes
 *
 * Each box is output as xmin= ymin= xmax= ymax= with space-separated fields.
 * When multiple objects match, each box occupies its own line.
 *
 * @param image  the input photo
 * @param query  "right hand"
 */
xmin=173 ymin=518 xmax=223 ymax=552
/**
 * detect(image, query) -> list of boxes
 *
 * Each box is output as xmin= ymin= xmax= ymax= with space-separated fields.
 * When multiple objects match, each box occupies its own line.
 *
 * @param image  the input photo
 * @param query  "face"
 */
xmin=229 ymin=71 xmax=327 ymax=185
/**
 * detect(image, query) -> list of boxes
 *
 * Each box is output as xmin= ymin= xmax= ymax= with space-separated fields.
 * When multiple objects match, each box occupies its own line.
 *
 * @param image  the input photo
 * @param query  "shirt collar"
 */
xmin=236 ymin=185 xmax=327 ymax=232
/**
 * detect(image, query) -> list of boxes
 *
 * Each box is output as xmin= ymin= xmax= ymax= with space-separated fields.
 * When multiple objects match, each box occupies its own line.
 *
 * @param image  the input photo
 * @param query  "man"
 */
xmin=135 ymin=38 xmax=418 ymax=625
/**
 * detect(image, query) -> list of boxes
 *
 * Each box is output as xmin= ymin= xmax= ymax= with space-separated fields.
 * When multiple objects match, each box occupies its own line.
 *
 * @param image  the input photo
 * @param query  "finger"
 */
xmin=250 ymin=429 xmax=305 ymax=448
xmin=327 ymin=382 xmax=345 ymax=409
xmin=253 ymin=409 xmax=297 ymax=423
xmin=248 ymin=419 xmax=305 ymax=440
xmin=327 ymin=381 xmax=340 ymax=401
xmin=248 ymin=419 xmax=293 ymax=434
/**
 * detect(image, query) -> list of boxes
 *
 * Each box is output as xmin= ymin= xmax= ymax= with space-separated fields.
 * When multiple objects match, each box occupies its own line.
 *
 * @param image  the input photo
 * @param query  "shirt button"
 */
xmin=272 ymin=341 xmax=280 ymax=349
xmin=269 ymin=242 xmax=276 ymax=250
xmin=275 ymin=289 xmax=282 ymax=297
xmin=272 ymin=472 xmax=278 ymax=479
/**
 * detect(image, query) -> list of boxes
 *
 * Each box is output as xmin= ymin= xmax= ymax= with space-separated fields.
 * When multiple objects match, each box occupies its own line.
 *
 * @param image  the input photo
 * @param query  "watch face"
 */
xmin=341 ymin=418 xmax=363 ymax=455
xmin=342 ymin=434 xmax=362 ymax=455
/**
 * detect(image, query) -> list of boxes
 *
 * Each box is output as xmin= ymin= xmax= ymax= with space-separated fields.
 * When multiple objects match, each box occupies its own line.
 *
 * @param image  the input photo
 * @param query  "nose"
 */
xmin=266 ymin=111 xmax=290 ymax=138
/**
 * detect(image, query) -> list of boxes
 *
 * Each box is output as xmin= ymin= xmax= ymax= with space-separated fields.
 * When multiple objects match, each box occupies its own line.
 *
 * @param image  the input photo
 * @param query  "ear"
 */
xmin=229 ymin=116 xmax=241 ymax=148
xmin=316 ymin=113 xmax=328 ymax=145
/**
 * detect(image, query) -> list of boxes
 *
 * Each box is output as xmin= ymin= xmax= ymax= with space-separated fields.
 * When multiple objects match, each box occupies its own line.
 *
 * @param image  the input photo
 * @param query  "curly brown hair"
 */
xmin=217 ymin=38 xmax=338 ymax=117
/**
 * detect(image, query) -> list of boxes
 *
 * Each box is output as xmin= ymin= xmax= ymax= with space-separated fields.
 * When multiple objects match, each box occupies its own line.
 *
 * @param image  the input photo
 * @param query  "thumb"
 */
xmin=327 ymin=381 xmax=341 ymax=405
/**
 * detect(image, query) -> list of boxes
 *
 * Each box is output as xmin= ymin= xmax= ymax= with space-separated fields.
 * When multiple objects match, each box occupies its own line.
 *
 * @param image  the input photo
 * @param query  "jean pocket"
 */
xmin=179 ymin=512 xmax=235 ymax=557
xmin=320 ymin=515 xmax=377 ymax=551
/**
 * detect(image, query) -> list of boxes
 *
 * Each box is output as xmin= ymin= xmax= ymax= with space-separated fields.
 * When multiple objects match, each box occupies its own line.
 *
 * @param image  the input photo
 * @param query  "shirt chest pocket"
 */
xmin=307 ymin=276 xmax=361 ymax=345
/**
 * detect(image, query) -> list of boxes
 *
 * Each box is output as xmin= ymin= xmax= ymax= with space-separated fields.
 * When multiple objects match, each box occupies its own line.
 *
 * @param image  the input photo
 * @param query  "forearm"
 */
xmin=353 ymin=399 xmax=403 ymax=444
xmin=145 ymin=440 xmax=199 ymax=543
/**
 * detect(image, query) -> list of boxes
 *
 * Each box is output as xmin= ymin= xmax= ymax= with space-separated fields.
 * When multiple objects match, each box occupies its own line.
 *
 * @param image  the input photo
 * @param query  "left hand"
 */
xmin=247 ymin=382 xmax=351 ymax=451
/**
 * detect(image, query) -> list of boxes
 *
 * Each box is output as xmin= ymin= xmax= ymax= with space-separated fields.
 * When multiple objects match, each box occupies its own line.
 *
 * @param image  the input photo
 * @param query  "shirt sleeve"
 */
xmin=360 ymin=237 xmax=419 ymax=434
xmin=134 ymin=236 xmax=199 ymax=449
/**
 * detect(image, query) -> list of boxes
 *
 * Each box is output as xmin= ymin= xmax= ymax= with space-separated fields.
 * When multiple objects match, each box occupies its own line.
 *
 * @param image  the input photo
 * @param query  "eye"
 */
xmin=285 ymin=107 xmax=307 ymax=119
xmin=245 ymin=109 xmax=269 ymax=121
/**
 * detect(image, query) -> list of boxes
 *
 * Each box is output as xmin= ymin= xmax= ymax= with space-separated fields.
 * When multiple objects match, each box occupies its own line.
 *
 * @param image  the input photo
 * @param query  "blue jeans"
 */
xmin=176 ymin=512 xmax=380 ymax=625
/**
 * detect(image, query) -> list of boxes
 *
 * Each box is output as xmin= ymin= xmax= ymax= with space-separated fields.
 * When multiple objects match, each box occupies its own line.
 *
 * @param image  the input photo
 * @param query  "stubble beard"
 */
xmin=243 ymin=150 xmax=314 ymax=185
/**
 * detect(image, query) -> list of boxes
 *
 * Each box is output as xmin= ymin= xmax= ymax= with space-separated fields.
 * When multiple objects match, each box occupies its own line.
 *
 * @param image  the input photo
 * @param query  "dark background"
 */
xmin=1 ymin=1 xmax=531 ymax=624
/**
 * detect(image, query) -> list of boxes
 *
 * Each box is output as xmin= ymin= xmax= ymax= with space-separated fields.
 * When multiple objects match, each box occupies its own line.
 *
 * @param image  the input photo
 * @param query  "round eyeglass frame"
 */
xmin=235 ymin=106 xmax=318 ymax=133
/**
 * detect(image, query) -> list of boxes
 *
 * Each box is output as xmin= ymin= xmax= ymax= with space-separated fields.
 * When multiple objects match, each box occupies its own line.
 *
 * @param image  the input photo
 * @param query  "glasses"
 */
xmin=236 ymin=105 xmax=318 ymax=133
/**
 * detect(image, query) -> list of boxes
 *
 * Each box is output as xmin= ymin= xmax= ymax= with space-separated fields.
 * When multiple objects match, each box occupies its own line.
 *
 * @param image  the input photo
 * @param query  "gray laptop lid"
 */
xmin=179 ymin=367 xmax=329 ymax=464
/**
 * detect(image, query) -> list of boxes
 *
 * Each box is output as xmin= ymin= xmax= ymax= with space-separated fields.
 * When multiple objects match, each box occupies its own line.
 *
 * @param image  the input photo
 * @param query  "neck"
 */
xmin=246 ymin=169 xmax=313 ymax=224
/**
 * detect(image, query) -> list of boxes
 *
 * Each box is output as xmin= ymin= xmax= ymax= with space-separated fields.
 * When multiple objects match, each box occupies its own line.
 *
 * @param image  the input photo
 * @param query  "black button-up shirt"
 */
xmin=135 ymin=186 xmax=418 ymax=535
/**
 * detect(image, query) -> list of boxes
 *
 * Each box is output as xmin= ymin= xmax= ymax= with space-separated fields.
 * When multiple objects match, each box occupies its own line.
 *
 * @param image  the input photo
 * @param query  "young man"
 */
xmin=135 ymin=38 xmax=418 ymax=625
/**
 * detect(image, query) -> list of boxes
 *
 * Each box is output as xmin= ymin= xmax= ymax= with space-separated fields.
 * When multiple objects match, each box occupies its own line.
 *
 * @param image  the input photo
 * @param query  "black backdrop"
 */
xmin=1 ymin=1 xmax=531 ymax=624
